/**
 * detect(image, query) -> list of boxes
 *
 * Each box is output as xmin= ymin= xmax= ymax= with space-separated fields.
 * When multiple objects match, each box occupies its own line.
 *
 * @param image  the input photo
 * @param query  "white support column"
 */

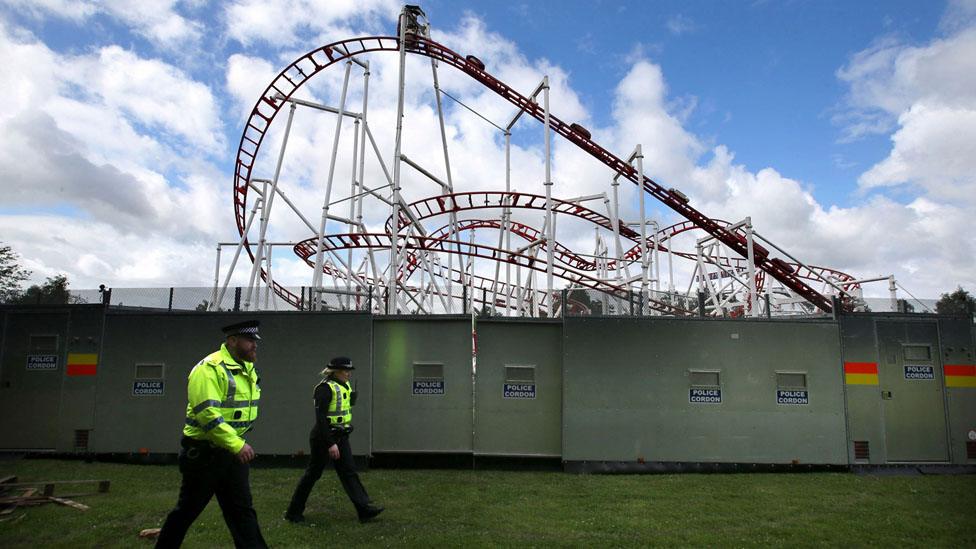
xmin=210 ymin=244 xmax=222 ymax=310
xmin=387 ymin=14 xmax=411 ymax=314
xmin=346 ymin=115 xmax=360 ymax=310
xmin=214 ymin=196 xmax=263 ymax=310
xmin=608 ymin=180 xmax=625 ymax=315
xmin=244 ymin=102 xmax=296 ymax=310
xmin=516 ymin=255 xmax=524 ymax=316
xmin=744 ymin=217 xmax=759 ymax=317
xmin=266 ymin=244 xmax=277 ymax=310
xmin=634 ymin=146 xmax=649 ymax=314
xmin=667 ymin=233 xmax=675 ymax=294
xmin=244 ymin=178 xmax=269 ymax=309
xmin=431 ymin=57 xmax=461 ymax=314
xmin=311 ymin=60 xmax=353 ymax=311
xmin=355 ymin=64 xmax=381 ymax=307
xmin=504 ymin=134 xmax=513 ymax=315
xmin=542 ymin=76 xmax=554 ymax=303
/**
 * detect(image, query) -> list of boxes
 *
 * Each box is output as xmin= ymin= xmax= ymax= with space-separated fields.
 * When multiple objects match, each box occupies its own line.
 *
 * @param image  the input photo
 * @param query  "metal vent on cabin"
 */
xmin=505 ymin=366 xmax=535 ymax=383
xmin=689 ymin=371 xmax=720 ymax=387
xmin=967 ymin=441 xmax=976 ymax=460
xmin=776 ymin=372 xmax=807 ymax=389
xmin=903 ymin=345 xmax=931 ymax=361
xmin=74 ymin=429 xmax=90 ymax=450
xmin=134 ymin=363 xmax=164 ymax=379
xmin=30 ymin=334 xmax=58 ymax=353
xmin=853 ymin=440 xmax=870 ymax=460
xmin=413 ymin=362 xmax=443 ymax=379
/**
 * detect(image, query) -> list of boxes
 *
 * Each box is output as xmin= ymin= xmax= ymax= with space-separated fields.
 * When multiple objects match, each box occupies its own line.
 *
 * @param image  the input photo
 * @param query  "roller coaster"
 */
xmin=213 ymin=5 xmax=891 ymax=317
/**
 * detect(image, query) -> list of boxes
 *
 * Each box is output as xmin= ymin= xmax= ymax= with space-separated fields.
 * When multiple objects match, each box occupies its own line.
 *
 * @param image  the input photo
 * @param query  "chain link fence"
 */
xmin=70 ymin=286 xmax=373 ymax=312
xmin=558 ymin=288 xmax=701 ymax=317
xmin=66 ymin=286 xmax=942 ymax=318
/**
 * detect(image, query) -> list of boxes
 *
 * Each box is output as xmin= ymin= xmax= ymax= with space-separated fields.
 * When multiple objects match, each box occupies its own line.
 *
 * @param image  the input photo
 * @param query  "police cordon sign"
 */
xmin=689 ymin=388 xmax=721 ymax=403
xmin=503 ymin=383 xmax=536 ymax=399
xmin=904 ymin=365 xmax=934 ymax=380
xmin=413 ymin=379 xmax=444 ymax=395
xmin=776 ymin=390 xmax=809 ymax=405
xmin=26 ymin=354 xmax=58 ymax=370
xmin=133 ymin=380 xmax=164 ymax=396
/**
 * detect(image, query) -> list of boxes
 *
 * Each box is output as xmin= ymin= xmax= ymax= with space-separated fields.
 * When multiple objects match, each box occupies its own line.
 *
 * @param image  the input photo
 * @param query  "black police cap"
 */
xmin=222 ymin=320 xmax=261 ymax=340
xmin=328 ymin=356 xmax=354 ymax=370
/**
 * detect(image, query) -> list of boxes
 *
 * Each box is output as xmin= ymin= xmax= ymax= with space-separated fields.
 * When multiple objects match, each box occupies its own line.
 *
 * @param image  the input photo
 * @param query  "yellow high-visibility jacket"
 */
xmin=182 ymin=343 xmax=261 ymax=453
xmin=324 ymin=379 xmax=352 ymax=427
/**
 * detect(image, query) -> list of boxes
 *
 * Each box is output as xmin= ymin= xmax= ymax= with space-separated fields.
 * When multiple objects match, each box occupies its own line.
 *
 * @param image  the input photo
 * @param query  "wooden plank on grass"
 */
xmin=48 ymin=496 xmax=89 ymax=511
xmin=0 ymin=480 xmax=110 ymax=496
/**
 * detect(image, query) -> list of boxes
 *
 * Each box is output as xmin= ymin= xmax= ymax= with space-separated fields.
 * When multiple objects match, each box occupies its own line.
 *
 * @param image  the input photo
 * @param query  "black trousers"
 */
xmin=287 ymin=429 xmax=370 ymax=517
xmin=156 ymin=438 xmax=267 ymax=549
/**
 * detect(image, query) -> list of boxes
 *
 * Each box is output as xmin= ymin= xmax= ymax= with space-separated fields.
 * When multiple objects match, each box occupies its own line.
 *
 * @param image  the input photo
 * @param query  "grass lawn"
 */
xmin=0 ymin=458 xmax=973 ymax=547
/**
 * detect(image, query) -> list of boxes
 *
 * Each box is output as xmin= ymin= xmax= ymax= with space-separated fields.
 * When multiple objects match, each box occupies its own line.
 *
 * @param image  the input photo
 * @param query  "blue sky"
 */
xmin=1 ymin=0 xmax=974 ymax=301
xmin=427 ymin=0 xmax=944 ymax=208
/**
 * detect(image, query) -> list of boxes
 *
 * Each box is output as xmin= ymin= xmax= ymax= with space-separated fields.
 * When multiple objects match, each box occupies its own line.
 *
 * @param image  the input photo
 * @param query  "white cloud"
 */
xmin=65 ymin=45 xmax=224 ymax=152
xmin=836 ymin=28 xmax=976 ymax=139
xmin=0 ymin=215 xmax=222 ymax=288
xmin=102 ymin=0 xmax=202 ymax=47
xmin=1 ymin=0 xmax=201 ymax=48
xmin=940 ymin=0 xmax=976 ymax=34
xmin=859 ymin=104 xmax=976 ymax=204
xmin=226 ymin=53 xmax=279 ymax=119
xmin=1 ymin=0 xmax=97 ymax=21
xmin=222 ymin=0 xmax=399 ymax=47
xmin=666 ymin=14 xmax=697 ymax=36
xmin=0 ymin=19 xmax=229 ymax=289
xmin=1 ymin=2 xmax=973 ymax=304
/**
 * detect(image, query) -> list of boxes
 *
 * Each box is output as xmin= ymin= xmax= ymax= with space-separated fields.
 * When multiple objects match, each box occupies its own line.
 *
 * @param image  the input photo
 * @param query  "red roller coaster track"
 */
xmin=234 ymin=34 xmax=840 ymax=314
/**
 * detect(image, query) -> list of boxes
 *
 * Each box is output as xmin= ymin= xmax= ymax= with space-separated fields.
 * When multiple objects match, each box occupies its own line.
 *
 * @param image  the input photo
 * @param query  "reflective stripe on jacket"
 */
xmin=182 ymin=343 xmax=261 ymax=453
xmin=325 ymin=379 xmax=352 ymax=427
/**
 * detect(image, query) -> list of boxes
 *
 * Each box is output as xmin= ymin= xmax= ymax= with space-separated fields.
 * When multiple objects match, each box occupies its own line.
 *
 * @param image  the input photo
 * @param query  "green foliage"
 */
xmin=0 ymin=459 xmax=973 ymax=547
xmin=15 ymin=275 xmax=84 ymax=305
xmin=936 ymin=287 xmax=976 ymax=318
xmin=0 ymin=242 xmax=31 ymax=303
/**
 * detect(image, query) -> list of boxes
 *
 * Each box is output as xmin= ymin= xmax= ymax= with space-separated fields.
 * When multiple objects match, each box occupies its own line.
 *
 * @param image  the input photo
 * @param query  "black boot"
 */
xmin=283 ymin=511 xmax=305 ymax=523
xmin=358 ymin=505 xmax=384 ymax=523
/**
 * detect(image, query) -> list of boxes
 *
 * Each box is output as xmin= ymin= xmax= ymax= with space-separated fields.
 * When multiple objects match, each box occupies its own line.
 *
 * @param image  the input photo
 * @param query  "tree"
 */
xmin=0 ymin=242 xmax=31 ymax=303
xmin=16 ymin=275 xmax=84 ymax=305
xmin=936 ymin=287 xmax=976 ymax=318
xmin=195 ymin=299 xmax=224 ymax=312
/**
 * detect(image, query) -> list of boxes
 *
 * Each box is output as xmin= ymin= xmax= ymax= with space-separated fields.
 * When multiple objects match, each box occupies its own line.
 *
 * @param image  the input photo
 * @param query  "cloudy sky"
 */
xmin=1 ymin=0 xmax=974 ymax=303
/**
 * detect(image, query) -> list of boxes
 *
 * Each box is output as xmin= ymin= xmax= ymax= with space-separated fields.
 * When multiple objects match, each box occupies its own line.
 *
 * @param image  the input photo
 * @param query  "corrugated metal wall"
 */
xmin=562 ymin=317 xmax=849 ymax=465
xmin=371 ymin=317 xmax=472 ymax=453
xmin=839 ymin=315 xmax=885 ymax=464
xmin=0 ymin=304 xmax=971 ymax=467
xmin=938 ymin=317 xmax=974 ymax=464
xmin=0 ymin=306 xmax=104 ymax=452
xmin=840 ymin=314 xmax=976 ymax=465
xmin=91 ymin=311 xmax=372 ymax=455
xmin=474 ymin=319 xmax=561 ymax=457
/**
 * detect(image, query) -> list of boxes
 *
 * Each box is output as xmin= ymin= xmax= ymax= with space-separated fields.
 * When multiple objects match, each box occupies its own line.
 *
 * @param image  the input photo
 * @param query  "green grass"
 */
xmin=0 ymin=458 xmax=973 ymax=547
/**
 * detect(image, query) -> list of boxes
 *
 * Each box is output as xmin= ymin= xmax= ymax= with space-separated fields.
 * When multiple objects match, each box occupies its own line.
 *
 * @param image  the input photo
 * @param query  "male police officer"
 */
xmin=156 ymin=320 xmax=267 ymax=548
xmin=285 ymin=356 xmax=383 ymax=524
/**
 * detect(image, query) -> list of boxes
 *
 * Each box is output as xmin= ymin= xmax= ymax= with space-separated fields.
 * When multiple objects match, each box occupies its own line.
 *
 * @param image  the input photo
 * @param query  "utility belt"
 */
xmin=330 ymin=424 xmax=354 ymax=435
xmin=179 ymin=436 xmax=232 ymax=468
xmin=181 ymin=435 xmax=217 ymax=449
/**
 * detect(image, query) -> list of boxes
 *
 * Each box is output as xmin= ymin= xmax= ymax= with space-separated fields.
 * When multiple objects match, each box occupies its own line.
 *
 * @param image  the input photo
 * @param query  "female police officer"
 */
xmin=284 ymin=356 xmax=383 ymax=523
